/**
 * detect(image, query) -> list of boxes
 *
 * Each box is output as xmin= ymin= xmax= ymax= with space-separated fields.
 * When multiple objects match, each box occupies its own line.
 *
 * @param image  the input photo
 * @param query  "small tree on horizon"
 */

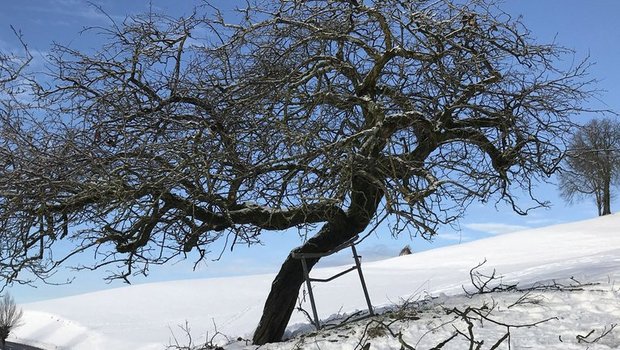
xmin=559 ymin=118 xmax=620 ymax=216
xmin=0 ymin=294 xmax=23 ymax=349
xmin=0 ymin=0 xmax=599 ymax=345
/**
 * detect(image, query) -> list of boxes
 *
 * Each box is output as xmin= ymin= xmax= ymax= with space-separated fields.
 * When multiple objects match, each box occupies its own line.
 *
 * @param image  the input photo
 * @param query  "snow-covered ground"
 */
xmin=10 ymin=214 xmax=620 ymax=349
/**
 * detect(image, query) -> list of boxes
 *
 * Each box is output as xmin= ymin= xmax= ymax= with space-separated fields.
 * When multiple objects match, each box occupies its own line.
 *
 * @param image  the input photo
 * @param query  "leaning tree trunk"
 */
xmin=252 ymin=175 xmax=383 ymax=345
xmin=251 ymin=222 xmax=355 ymax=344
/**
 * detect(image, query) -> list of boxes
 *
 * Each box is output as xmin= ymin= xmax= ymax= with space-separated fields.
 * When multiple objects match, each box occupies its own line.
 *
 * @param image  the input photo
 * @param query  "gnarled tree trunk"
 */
xmin=252 ymin=176 xmax=382 ymax=345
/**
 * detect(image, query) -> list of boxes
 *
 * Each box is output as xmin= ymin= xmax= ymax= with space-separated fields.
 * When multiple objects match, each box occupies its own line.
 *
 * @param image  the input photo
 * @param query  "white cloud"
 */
xmin=438 ymin=232 xmax=471 ymax=242
xmin=463 ymin=222 xmax=529 ymax=235
xmin=525 ymin=218 xmax=558 ymax=226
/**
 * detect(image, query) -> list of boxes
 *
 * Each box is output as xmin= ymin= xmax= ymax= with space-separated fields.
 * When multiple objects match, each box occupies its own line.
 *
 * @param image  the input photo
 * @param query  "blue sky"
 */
xmin=1 ymin=0 xmax=619 ymax=303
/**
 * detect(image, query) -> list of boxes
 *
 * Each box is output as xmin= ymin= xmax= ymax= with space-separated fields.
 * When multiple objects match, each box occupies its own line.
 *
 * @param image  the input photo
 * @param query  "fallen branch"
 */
xmin=576 ymin=324 xmax=617 ymax=344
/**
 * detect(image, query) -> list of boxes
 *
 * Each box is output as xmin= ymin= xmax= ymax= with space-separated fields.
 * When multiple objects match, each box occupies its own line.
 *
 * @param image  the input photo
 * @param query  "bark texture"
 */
xmin=253 ymin=176 xmax=382 ymax=344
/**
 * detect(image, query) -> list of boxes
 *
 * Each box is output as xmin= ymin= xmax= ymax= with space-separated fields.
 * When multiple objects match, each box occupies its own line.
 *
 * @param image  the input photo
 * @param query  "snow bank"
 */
xmin=12 ymin=214 xmax=620 ymax=349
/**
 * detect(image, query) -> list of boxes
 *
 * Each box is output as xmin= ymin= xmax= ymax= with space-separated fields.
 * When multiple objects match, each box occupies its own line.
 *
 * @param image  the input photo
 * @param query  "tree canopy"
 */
xmin=559 ymin=118 xmax=620 ymax=216
xmin=0 ymin=0 xmax=596 ymax=344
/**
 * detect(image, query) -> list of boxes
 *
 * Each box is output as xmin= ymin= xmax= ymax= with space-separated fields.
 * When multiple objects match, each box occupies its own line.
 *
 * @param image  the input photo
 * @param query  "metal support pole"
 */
xmin=293 ymin=236 xmax=373 ymax=330
xmin=351 ymin=244 xmax=374 ymax=316
xmin=300 ymin=257 xmax=321 ymax=329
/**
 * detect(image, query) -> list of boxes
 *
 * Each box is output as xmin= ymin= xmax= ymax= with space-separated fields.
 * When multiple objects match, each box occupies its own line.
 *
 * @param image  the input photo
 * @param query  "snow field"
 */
xmin=230 ymin=278 xmax=620 ymax=350
xmin=9 ymin=214 xmax=620 ymax=349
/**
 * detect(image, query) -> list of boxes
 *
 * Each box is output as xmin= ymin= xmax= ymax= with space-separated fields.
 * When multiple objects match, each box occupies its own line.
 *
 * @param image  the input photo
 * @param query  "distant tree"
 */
xmin=0 ymin=0 xmax=596 ymax=344
xmin=0 ymin=294 xmax=23 ymax=349
xmin=399 ymin=245 xmax=412 ymax=256
xmin=559 ymin=119 xmax=620 ymax=216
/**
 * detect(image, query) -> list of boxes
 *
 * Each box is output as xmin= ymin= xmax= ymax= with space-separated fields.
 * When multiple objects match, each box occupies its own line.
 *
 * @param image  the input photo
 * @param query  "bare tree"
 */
xmin=399 ymin=245 xmax=412 ymax=256
xmin=0 ymin=27 xmax=31 ymax=88
xmin=0 ymin=294 xmax=23 ymax=349
xmin=559 ymin=118 xmax=620 ymax=216
xmin=0 ymin=0 xmax=598 ymax=345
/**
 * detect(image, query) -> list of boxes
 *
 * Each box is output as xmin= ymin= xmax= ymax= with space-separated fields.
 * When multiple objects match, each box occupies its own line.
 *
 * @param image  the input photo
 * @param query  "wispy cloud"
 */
xmin=20 ymin=0 xmax=125 ymax=25
xmin=463 ymin=222 xmax=529 ymax=235
xmin=315 ymin=244 xmax=398 ymax=268
xmin=438 ymin=232 xmax=472 ymax=242
xmin=524 ymin=218 xmax=558 ymax=226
